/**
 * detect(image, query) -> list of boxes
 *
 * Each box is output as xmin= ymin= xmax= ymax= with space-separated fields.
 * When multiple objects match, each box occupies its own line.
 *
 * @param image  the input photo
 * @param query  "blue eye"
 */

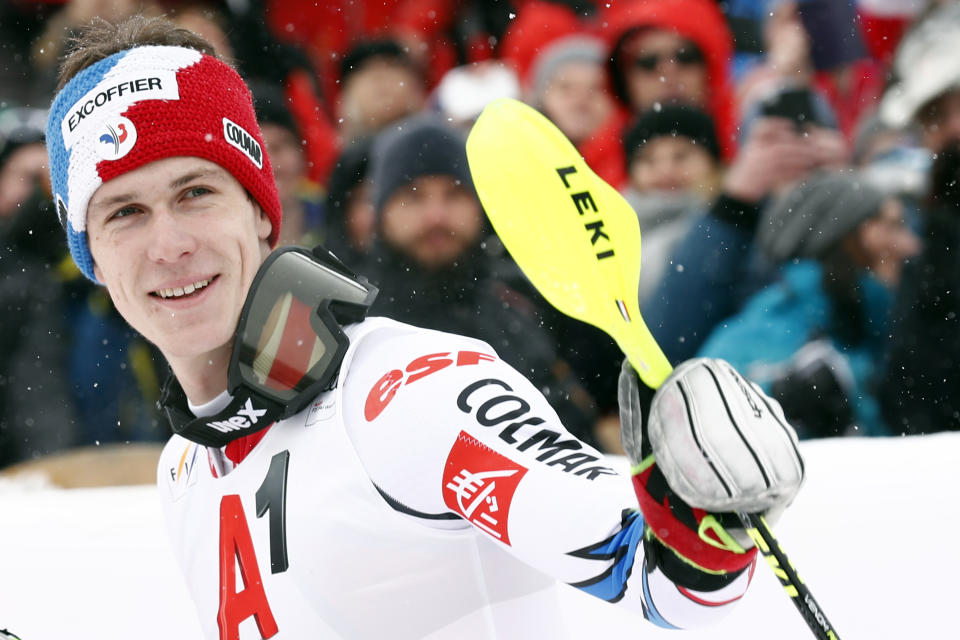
xmin=110 ymin=205 xmax=141 ymax=220
xmin=185 ymin=186 xmax=212 ymax=199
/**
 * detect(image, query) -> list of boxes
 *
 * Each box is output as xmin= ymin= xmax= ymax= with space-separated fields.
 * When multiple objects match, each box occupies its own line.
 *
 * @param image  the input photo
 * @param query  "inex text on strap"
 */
xmin=46 ymin=45 xmax=282 ymax=282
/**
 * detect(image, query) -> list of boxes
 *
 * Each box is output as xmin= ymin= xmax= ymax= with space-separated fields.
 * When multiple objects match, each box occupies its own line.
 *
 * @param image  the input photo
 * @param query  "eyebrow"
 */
xmin=169 ymin=169 xmax=220 ymax=190
xmin=89 ymin=168 xmax=224 ymax=212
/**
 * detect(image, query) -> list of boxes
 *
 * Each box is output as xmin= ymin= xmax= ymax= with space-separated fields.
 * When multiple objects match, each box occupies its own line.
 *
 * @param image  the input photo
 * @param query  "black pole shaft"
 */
xmin=737 ymin=512 xmax=840 ymax=640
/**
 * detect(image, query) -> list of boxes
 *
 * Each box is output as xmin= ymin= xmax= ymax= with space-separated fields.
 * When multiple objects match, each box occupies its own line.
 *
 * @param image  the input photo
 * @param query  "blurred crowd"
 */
xmin=1 ymin=0 xmax=959 ymax=468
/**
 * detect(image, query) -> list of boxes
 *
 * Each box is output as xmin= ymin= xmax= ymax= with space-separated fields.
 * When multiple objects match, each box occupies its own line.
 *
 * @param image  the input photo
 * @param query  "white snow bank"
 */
xmin=1 ymin=433 xmax=957 ymax=639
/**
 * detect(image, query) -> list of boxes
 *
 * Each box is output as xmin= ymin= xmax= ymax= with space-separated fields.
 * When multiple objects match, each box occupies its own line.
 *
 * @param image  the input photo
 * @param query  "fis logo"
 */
xmin=94 ymin=116 xmax=137 ymax=161
xmin=207 ymin=398 xmax=268 ymax=434
xmin=167 ymin=442 xmax=200 ymax=502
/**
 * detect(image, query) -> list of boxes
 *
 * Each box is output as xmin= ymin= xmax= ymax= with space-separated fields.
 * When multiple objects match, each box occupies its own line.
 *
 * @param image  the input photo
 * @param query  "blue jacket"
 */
xmin=643 ymin=196 xmax=771 ymax=364
xmin=697 ymin=260 xmax=894 ymax=437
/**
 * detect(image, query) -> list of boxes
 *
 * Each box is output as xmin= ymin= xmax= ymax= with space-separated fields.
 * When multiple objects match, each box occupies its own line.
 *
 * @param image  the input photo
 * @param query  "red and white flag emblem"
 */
xmin=443 ymin=431 xmax=527 ymax=545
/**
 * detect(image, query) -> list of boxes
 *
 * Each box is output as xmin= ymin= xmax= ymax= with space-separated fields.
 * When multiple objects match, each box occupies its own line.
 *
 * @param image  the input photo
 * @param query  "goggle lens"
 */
xmin=235 ymin=249 xmax=373 ymax=404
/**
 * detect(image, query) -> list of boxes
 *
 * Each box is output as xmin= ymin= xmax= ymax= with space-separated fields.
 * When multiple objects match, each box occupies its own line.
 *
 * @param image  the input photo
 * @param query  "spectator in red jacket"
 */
xmin=584 ymin=0 xmax=737 ymax=189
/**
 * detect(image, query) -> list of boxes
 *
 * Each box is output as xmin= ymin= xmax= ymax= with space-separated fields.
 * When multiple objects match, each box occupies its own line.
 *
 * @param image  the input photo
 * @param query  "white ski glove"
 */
xmin=619 ymin=357 xmax=805 ymax=574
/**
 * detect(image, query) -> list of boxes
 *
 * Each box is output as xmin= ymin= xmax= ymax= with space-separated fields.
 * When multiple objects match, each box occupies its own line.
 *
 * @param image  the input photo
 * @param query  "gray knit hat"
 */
xmin=758 ymin=171 xmax=886 ymax=263
xmin=527 ymin=35 xmax=606 ymax=107
xmin=369 ymin=115 xmax=476 ymax=213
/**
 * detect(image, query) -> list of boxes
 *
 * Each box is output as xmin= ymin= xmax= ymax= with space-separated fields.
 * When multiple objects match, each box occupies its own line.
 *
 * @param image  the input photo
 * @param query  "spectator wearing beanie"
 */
xmin=367 ymin=115 xmax=480 ymax=271
xmin=620 ymin=105 xmax=722 ymax=306
xmin=337 ymin=39 xmax=427 ymax=142
xmin=363 ymin=115 xmax=601 ymax=448
xmin=698 ymin=170 xmax=920 ymax=439
xmin=623 ymin=104 xmax=721 ymax=198
xmin=525 ymin=34 xmax=614 ymax=149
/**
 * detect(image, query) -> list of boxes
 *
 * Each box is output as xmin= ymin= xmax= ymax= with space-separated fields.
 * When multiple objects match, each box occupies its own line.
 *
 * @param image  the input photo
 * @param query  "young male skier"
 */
xmin=45 ymin=15 xmax=804 ymax=640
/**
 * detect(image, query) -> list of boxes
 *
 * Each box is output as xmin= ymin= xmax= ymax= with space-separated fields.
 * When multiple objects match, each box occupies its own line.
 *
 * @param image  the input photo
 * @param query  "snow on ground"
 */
xmin=1 ymin=433 xmax=957 ymax=639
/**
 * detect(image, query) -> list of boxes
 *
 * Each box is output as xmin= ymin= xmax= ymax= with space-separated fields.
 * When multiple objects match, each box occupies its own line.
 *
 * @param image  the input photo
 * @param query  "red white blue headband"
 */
xmin=46 ymin=45 xmax=282 ymax=282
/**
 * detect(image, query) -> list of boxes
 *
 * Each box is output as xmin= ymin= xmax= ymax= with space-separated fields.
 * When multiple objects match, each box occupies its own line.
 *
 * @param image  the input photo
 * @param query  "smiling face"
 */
xmin=87 ymin=156 xmax=272 ymax=398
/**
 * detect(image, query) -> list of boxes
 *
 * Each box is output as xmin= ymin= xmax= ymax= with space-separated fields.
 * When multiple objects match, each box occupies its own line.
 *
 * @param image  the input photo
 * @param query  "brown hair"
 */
xmin=57 ymin=14 xmax=220 ymax=92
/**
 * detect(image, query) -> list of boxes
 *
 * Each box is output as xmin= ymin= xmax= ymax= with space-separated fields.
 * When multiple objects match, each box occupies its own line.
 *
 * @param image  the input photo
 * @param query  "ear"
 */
xmin=256 ymin=204 xmax=272 ymax=242
xmin=93 ymin=262 xmax=104 ymax=283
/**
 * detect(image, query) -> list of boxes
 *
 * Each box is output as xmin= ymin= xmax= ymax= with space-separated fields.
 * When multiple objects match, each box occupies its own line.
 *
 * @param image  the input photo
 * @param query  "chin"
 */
xmin=155 ymin=324 xmax=235 ymax=362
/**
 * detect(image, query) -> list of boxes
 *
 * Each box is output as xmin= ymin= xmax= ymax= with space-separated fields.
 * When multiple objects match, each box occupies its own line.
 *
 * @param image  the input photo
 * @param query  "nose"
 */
xmin=647 ymin=156 xmax=679 ymax=190
xmin=658 ymin=57 xmax=678 ymax=72
xmin=145 ymin=207 xmax=197 ymax=263
xmin=655 ymin=155 xmax=674 ymax=180
xmin=421 ymin=192 xmax=450 ymax=226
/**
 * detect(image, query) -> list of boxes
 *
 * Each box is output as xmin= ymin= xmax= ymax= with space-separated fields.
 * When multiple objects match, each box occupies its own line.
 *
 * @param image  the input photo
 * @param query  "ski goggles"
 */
xmin=161 ymin=245 xmax=378 ymax=447
xmin=232 ymin=245 xmax=377 ymax=406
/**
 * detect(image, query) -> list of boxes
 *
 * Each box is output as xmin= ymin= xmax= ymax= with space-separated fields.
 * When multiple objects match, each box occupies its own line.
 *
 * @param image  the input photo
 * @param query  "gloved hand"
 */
xmin=619 ymin=357 xmax=805 ymax=576
xmin=770 ymin=338 xmax=855 ymax=438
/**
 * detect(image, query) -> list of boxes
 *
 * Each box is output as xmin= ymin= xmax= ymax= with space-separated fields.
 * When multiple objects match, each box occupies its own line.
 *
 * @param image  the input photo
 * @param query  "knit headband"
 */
xmin=46 ymin=45 xmax=282 ymax=282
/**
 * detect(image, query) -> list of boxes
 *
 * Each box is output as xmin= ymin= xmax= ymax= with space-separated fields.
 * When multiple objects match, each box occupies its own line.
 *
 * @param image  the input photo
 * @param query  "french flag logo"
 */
xmin=98 ymin=123 xmax=125 ymax=150
xmin=95 ymin=116 xmax=137 ymax=161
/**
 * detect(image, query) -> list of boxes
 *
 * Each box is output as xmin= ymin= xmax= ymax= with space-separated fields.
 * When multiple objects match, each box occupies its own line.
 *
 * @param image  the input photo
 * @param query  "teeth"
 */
xmin=156 ymin=279 xmax=210 ymax=299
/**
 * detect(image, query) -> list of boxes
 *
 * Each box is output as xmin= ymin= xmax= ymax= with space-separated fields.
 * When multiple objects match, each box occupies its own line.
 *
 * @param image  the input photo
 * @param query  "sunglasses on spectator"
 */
xmin=633 ymin=47 xmax=704 ymax=72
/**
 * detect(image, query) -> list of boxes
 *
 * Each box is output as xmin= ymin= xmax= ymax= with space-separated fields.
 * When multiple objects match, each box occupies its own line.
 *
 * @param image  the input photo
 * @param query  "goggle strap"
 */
xmin=311 ymin=245 xmax=355 ymax=278
xmin=327 ymin=298 xmax=375 ymax=325
xmin=158 ymin=370 xmax=285 ymax=448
